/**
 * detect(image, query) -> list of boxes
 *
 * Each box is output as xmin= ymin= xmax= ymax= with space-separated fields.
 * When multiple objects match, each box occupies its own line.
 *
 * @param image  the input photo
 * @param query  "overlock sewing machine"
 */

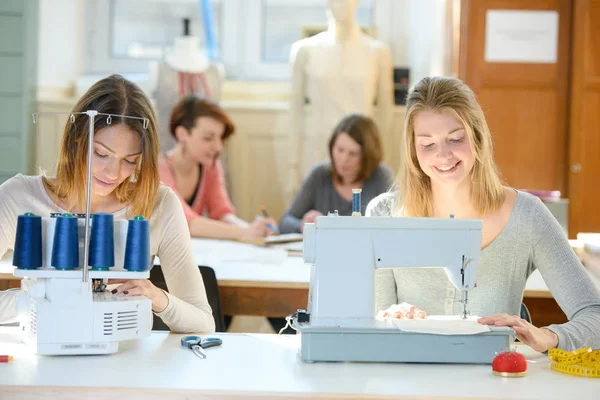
xmin=12 ymin=110 xmax=153 ymax=356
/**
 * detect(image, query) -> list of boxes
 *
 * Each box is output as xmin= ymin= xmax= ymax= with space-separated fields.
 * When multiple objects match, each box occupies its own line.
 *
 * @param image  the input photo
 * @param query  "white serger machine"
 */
xmin=13 ymin=217 xmax=152 ymax=356
xmin=293 ymin=214 xmax=514 ymax=364
xmin=12 ymin=110 xmax=152 ymax=356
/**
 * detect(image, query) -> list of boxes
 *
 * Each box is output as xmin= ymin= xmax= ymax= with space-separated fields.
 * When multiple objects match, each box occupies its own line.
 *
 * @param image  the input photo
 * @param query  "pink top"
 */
xmin=158 ymin=154 xmax=235 ymax=225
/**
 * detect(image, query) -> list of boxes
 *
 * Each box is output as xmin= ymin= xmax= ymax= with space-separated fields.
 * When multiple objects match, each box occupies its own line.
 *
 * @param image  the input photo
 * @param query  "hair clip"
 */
xmin=143 ymin=118 xmax=149 ymax=130
xmin=70 ymin=114 xmax=76 ymax=124
xmin=106 ymin=115 xmax=112 ymax=125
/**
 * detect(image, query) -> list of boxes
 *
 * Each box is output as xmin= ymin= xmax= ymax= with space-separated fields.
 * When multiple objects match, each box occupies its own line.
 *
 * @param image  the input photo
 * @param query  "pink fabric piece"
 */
xmin=158 ymin=154 xmax=235 ymax=225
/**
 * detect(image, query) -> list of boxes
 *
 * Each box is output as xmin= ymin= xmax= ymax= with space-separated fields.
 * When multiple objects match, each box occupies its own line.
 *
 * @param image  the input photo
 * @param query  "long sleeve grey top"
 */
xmin=280 ymin=161 xmax=394 ymax=234
xmin=366 ymin=190 xmax=600 ymax=351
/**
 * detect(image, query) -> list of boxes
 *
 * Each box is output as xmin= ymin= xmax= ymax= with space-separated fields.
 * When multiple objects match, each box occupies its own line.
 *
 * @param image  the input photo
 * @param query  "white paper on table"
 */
xmin=264 ymin=233 xmax=303 ymax=244
xmin=188 ymin=239 xmax=288 ymax=265
xmin=389 ymin=315 xmax=491 ymax=335
xmin=270 ymin=241 xmax=303 ymax=252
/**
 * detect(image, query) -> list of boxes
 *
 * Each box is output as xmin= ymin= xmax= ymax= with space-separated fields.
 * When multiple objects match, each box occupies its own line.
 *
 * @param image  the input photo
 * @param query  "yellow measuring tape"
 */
xmin=548 ymin=347 xmax=600 ymax=378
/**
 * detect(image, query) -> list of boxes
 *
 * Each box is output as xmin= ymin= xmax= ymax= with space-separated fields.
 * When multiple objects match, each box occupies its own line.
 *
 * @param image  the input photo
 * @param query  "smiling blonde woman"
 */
xmin=367 ymin=76 xmax=600 ymax=353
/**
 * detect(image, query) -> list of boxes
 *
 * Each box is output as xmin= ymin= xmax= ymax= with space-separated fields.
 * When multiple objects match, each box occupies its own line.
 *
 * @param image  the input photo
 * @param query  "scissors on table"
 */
xmin=181 ymin=335 xmax=223 ymax=359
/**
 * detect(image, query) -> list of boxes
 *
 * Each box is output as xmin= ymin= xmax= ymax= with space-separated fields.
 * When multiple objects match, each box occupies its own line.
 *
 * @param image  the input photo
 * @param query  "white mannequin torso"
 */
xmin=288 ymin=28 xmax=393 ymax=192
xmin=303 ymin=31 xmax=383 ymax=127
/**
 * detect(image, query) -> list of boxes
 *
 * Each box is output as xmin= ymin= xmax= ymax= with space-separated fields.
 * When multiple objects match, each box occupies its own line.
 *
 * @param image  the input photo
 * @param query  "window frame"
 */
xmin=84 ymin=0 xmax=238 ymax=75
xmin=84 ymin=0 xmax=401 ymax=80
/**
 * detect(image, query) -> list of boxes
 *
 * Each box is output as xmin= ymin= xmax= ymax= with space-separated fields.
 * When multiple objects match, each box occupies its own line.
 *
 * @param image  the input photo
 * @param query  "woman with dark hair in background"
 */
xmin=279 ymin=114 xmax=393 ymax=234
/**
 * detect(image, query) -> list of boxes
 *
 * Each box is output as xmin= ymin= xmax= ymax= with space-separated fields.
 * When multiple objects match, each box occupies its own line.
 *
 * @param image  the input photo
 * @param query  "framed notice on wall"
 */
xmin=484 ymin=10 xmax=559 ymax=63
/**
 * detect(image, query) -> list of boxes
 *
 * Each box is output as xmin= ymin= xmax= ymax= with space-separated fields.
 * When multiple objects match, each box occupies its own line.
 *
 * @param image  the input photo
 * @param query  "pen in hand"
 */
xmin=259 ymin=205 xmax=280 ymax=234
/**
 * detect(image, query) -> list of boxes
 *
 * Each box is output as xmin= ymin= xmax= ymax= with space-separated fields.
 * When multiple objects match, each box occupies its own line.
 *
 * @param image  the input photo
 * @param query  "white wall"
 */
xmin=406 ymin=0 xmax=449 ymax=88
xmin=37 ymin=0 xmax=85 ymax=92
xmin=375 ymin=0 xmax=450 ymax=88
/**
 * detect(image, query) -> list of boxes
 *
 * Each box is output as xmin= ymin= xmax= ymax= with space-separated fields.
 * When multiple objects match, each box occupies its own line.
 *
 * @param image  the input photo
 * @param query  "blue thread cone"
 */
xmin=352 ymin=190 xmax=362 ymax=214
xmin=89 ymin=213 xmax=115 ymax=270
xmin=13 ymin=213 xmax=43 ymax=269
xmin=123 ymin=216 xmax=150 ymax=271
xmin=51 ymin=213 xmax=79 ymax=270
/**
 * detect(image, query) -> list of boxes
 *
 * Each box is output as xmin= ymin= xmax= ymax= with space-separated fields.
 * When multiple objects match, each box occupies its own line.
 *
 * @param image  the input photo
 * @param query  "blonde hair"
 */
xmin=43 ymin=74 xmax=160 ymax=219
xmin=395 ymin=76 xmax=504 ymax=217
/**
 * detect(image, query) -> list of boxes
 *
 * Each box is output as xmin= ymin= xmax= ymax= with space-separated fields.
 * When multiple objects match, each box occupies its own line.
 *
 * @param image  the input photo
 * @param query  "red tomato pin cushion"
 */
xmin=492 ymin=351 xmax=528 ymax=377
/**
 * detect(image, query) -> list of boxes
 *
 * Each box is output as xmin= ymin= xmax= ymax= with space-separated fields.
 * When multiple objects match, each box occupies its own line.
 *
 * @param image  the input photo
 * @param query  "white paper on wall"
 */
xmin=484 ymin=10 xmax=559 ymax=63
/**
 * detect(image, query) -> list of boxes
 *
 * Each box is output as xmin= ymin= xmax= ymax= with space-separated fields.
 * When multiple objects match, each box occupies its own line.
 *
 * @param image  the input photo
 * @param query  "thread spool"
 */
xmin=89 ymin=213 xmax=115 ymax=271
xmin=51 ymin=213 xmax=79 ymax=270
xmin=13 ymin=213 xmax=43 ymax=269
xmin=123 ymin=216 xmax=150 ymax=271
xmin=352 ymin=188 xmax=362 ymax=217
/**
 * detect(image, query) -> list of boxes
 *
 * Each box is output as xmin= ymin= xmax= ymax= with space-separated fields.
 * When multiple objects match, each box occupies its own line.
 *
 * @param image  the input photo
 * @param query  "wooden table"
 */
xmin=2 ymin=238 xmax=598 ymax=326
xmin=0 ymin=328 xmax=596 ymax=400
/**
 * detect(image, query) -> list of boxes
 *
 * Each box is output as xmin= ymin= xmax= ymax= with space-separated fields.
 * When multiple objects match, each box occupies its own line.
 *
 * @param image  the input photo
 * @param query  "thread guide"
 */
xmin=22 ymin=110 xmax=153 ymax=282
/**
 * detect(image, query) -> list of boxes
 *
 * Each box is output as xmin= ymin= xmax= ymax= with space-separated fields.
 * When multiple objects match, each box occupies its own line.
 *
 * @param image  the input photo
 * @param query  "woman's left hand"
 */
xmin=108 ymin=279 xmax=169 ymax=313
xmin=478 ymin=314 xmax=559 ymax=353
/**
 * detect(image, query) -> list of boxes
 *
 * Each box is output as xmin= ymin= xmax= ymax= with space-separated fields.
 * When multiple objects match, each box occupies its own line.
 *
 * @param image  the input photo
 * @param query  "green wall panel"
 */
xmin=0 ymin=1 xmax=24 ymax=14
xmin=0 ymin=96 xmax=23 ymax=134
xmin=0 ymin=57 xmax=24 ymax=94
xmin=0 ymin=136 xmax=22 ymax=172
xmin=0 ymin=15 xmax=22 ymax=53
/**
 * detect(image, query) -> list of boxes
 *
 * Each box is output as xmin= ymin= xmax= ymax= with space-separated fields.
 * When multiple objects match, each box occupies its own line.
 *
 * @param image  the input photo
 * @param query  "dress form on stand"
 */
xmin=151 ymin=18 xmax=224 ymax=152
xmin=287 ymin=0 xmax=393 ymax=199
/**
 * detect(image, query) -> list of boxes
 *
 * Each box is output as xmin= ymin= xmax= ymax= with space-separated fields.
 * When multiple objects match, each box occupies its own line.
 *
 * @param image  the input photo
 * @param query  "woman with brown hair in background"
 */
xmin=159 ymin=96 xmax=277 ymax=240
xmin=279 ymin=113 xmax=394 ymax=234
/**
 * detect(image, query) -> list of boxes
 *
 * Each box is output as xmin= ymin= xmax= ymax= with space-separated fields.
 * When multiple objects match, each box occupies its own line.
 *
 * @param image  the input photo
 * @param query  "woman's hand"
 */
xmin=478 ymin=314 xmax=559 ymax=352
xmin=243 ymin=218 xmax=278 ymax=238
xmin=300 ymin=210 xmax=324 ymax=232
xmin=108 ymin=279 xmax=169 ymax=313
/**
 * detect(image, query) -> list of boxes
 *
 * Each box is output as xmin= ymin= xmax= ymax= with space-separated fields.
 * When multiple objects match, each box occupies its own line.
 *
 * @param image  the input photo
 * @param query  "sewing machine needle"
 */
xmin=461 ymin=291 xmax=468 ymax=320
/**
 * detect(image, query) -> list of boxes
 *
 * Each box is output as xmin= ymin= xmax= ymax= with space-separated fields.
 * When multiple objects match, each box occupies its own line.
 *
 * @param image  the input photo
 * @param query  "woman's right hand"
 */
xmin=300 ymin=210 xmax=324 ymax=232
xmin=243 ymin=218 xmax=278 ymax=238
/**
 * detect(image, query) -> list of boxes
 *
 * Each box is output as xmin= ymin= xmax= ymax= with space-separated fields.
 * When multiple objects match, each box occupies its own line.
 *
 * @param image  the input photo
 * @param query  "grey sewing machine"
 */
xmin=292 ymin=214 xmax=514 ymax=364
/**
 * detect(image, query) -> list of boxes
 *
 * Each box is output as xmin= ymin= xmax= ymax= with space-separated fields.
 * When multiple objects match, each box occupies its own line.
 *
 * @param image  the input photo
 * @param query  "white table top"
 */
xmin=0 ymin=328 xmax=595 ymax=399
